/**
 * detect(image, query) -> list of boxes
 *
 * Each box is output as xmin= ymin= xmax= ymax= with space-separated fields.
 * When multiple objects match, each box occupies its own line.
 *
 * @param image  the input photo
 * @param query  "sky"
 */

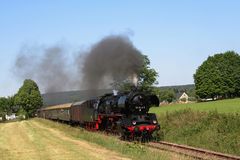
xmin=1 ymin=0 xmax=240 ymax=97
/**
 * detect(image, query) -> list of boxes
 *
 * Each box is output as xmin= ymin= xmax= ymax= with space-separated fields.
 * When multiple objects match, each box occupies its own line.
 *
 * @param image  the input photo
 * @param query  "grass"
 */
xmin=157 ymin=109 xmax=240 ymax=156
xmin=0 ymin=119 xmax=194 ymax=160
xmin=150 ymin=98 xmax=240 ymax=156
xmin=0 ymin=120 xmax=110 ymax=160
xmin=34 ymin=118 xmax=191 ymax=160
xmin=150 ymin=98 xmax=240 ymax=115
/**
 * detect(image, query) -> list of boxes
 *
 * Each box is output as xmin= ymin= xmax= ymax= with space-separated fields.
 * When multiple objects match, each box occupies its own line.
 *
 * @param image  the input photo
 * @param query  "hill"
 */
xmin=42 ymin=89 xmax=112 ymax=106
xmin=42 ymin=84 xmax=195 ymax=106
xmin=159 ymin=84 xmax=195 ymax=91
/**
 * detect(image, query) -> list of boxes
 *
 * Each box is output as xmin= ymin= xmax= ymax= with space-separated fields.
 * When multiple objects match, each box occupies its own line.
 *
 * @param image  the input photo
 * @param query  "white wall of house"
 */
xmin=179 ymin=92 xmax=189 ymax=102
xmin=5 ymin=113 xmax=16 ymax=120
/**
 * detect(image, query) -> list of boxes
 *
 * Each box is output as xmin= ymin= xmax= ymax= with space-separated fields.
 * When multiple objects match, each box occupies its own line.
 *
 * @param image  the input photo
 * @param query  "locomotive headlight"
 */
xmin=153 ymin=120 xmax=157 ymax=124
xmin=132 ymin=121 xmax=137 ymax=125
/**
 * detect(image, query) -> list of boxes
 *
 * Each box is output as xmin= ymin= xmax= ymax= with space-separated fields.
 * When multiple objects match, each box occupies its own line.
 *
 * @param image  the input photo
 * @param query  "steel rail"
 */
xmin=147 ymin=141 xmax=240 ymax=160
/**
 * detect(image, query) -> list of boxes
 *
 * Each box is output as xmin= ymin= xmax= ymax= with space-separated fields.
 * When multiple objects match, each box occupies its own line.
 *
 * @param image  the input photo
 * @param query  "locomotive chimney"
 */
xmin=113 ymin=89 xmax=118 ymax=96
xmin=132 ymin=73 xmax=138 ymax=87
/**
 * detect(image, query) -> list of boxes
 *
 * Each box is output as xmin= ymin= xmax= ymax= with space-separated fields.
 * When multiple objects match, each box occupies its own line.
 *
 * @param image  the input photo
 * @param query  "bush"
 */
xmin=188 ymin=97 xmax=196 ymax=101
xmin=0 ymin=113 xmax=6 ymax=122
xmin=17 ymin=107 xmax=27 ymax=120
xmin=180 ymin=97 xmax=187 ymax=102
xmin=158 ymin=109 xmax=240 ymax=156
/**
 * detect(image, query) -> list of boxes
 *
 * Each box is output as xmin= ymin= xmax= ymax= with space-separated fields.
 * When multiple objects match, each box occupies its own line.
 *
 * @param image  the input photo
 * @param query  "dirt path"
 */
xmin=0 ymin=121 xmax=130 ymax=160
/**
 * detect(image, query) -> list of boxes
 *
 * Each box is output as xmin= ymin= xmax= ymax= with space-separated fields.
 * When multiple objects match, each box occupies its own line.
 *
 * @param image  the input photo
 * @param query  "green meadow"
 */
xmin=151 ymin=98 xmax=240 ymax=156
xmin=150 ymin=98 xmax=240 ymax=115
xmin=156 ymin=109 xmax=240 ymax=156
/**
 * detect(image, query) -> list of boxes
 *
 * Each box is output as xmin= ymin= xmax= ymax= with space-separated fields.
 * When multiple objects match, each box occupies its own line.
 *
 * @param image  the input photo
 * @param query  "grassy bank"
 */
xmin=34 ymin=118 xmax=190 ymax=160
xmin=158 ymin=109 xmax=240 ymax=156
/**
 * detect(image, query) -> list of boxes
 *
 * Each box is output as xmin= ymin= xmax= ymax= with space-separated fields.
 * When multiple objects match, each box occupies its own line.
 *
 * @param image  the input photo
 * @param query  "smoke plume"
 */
xmin=13 ymin=35 xmax=143 ymax=93
xmin=80 ymin=36 xmax=143 ymax=89
xmin=14 ymin=46 xmax=76 ymax=92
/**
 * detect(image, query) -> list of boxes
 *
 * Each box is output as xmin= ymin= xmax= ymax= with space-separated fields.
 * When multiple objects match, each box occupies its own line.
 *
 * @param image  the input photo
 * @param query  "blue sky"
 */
xmin=1 ymin=0 xmax=240 ymax=96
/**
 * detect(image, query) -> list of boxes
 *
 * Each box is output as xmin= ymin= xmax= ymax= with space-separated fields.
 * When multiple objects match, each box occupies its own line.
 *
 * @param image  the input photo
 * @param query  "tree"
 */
xmin=15 ymin=79 xmax=43 ymax=118
xmin=6 ymin=96 xmax=15 ymax=114
xmin=138 ymin=55 xmax=158 ymax=92
xmin=0 ymin=97 xmax=8 ymax=120
xmin=0 ymin=96 xmax=16 ymax=118
xmin=116 ymin=55 xmax=158 ymax=93
xmin=158 ymin=89 xmax=176 ymax=103
xmin=194 ymin=51 xmax=240 ymax=99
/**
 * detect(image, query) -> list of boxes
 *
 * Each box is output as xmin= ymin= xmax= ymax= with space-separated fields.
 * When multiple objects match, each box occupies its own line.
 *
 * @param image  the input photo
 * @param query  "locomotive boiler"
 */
xmin=38 ymin=88 xmax=160 ymax=141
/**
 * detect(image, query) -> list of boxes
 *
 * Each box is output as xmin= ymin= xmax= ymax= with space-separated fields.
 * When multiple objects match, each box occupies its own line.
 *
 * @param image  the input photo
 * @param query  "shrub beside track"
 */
xmin=156 ymin=109 xmax=240 ymax=156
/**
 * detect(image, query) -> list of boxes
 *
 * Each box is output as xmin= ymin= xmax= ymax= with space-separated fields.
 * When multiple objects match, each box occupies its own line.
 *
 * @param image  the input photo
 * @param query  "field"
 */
xmin=0 ymin=119 xmax=191 ymax=160
xmin=0 ymin=120 xmax=130 ymax=160
xmin=157 ymin=109 xmax=240 ymax=156
xmin=150 ymin=98 xmax=240 ymax=156
xmin=150 ymin=98 xmax=240 ymax=115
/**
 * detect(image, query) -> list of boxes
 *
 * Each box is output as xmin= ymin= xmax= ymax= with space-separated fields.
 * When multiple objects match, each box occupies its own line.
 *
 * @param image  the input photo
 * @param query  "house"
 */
xmin=178 ymin=92 xmax=189 ymax=103
xmin=5 ymin=113 xmax=16 ymax=120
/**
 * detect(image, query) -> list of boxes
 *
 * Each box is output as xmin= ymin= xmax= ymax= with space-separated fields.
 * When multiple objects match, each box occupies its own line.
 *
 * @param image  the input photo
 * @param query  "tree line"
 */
xmin=153 ymin=87 xmax=195 ymax=103
xmin=0 ymin=79 xmax=42 ymax=120
xmin=194 ymin=51 xmax=240 ymax=100
xmin=116 ymin=51 xmax=240 ymax=102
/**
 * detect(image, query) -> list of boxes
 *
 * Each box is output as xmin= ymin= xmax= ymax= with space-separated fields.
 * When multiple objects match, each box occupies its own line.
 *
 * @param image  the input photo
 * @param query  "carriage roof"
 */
xmin=41 ymin=103 xmax=72 ymax=111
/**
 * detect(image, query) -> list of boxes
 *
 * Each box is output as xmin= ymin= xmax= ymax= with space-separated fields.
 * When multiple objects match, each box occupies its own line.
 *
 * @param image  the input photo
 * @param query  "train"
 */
xmin=37 ymin=88 xmax=160 ymax=141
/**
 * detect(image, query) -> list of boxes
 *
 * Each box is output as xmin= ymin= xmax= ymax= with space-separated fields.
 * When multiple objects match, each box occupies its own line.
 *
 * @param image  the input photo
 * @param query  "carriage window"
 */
xmin=93 ymin=100 xmax=99 ymax=110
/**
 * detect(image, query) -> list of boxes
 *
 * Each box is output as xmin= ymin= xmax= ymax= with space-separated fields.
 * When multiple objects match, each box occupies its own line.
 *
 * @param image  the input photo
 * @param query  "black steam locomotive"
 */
xmin=38 ymin=88 xmax=160 ymax=141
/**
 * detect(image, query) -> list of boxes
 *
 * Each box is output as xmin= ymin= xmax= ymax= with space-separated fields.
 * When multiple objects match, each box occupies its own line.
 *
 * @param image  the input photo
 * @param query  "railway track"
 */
xmin=146 ymin=141 xmax=240 ymax=160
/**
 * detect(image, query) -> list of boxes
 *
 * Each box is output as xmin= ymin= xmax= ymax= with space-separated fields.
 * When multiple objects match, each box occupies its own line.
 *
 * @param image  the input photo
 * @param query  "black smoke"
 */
xmin=14 ymin=46 xmax=76 ymax=92
xmin=13 ymin=35 xmax=143 ymax=93
xmin=80 ymin=36 xmax=143 ymax=89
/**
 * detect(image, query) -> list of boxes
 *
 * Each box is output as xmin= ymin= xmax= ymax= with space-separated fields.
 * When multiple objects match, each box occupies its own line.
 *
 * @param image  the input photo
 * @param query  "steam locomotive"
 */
xmin=38 ymin=88 xmax=160 ymax=141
